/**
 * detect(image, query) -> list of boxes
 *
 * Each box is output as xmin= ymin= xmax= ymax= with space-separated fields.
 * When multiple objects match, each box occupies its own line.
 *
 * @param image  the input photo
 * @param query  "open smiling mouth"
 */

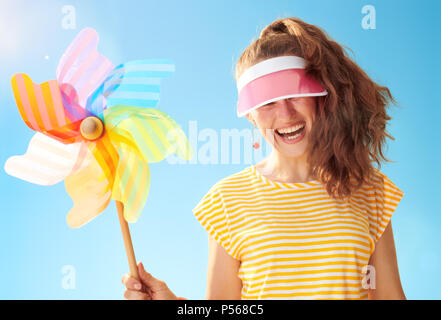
xmin=275 ymin=123 xmax=305 ymax=141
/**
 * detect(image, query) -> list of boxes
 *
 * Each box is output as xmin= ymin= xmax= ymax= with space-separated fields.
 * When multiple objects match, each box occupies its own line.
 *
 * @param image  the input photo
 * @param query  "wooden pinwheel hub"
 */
xmin=80 ymin=116 xmax=104 ymax=141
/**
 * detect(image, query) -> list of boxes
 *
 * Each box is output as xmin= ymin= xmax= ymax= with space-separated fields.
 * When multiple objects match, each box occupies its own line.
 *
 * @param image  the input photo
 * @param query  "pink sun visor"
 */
xmin=236 ymin=56 xmax=328 ymax=117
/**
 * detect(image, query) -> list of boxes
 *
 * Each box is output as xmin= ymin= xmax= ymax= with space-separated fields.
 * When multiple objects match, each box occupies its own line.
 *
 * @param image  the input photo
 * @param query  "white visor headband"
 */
xmin=236 ymin=56 xmax=328 ymax=117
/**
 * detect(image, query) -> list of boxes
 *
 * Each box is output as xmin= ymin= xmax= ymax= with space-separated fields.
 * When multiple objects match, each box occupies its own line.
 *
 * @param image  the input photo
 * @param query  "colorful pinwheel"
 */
xmin=4 ymin=27 xmax=193 ymax=280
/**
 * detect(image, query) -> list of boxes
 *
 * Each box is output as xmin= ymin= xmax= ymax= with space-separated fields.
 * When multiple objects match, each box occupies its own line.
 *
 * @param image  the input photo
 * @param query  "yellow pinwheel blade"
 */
xmin=86 ymin=131 xmax=119 ymax=189
xmin=104 ymin=105 xmax=193 ymax=163
xmin=64 ymin=148 xmax=112 ymax=228
xmin=111 ymin=144 xmax=151 ymax=223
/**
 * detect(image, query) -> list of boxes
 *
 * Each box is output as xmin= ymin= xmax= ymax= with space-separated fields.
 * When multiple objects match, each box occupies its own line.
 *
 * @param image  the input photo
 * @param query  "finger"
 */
xmin=121 ymin=274 xmax=143 ymax=291
xmin=124 ymin=289 xmax=151 ymax=300
xmin=137 ymin=262 xmax=168 ymax=291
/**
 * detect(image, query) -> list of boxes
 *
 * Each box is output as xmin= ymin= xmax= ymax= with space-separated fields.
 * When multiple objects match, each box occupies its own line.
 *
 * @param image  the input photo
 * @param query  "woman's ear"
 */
xmin=245 ymin=113 xmax=255 ymax=126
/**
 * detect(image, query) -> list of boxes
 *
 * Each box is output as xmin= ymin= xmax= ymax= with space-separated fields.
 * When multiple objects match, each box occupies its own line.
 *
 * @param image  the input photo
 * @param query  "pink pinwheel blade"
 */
xmin=56 ymin=27 xmax=114 ymax=108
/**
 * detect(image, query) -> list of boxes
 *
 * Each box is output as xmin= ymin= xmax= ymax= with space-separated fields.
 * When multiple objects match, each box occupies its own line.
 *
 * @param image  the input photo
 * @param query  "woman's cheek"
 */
xmin=261 ymin=128 xmax=276 ymax=146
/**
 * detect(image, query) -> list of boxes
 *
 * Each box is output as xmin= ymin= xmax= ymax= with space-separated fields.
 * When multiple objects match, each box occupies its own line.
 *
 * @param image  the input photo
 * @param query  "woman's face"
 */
xmin=247 ymin=97 xmax=317 ymax=158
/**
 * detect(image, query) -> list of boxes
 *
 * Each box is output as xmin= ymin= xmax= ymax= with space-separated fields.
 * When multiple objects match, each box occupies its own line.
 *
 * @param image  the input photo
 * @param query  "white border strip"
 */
xmin=236 ymin=55 xmax=306 ymax=93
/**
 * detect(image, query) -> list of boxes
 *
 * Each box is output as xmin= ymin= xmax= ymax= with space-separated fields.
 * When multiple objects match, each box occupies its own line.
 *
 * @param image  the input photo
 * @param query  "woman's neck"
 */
xmin=256 ymin=150 xmax=316 ymax=183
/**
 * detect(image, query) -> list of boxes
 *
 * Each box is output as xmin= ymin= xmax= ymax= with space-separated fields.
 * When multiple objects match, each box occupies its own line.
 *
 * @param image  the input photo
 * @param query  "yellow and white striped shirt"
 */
xmin=192 ymin=165 xmax=404 ymax=300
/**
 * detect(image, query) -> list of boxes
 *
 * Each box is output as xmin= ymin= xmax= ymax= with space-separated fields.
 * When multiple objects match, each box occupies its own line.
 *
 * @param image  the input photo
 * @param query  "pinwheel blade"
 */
xmin=86 ymin=59 xmax=175 ymax=116
xmin=4 ymin=132 xmax=87 ymax=186
xmin=65 ymin=148 xmax=112 ymax=228
xmin=10 ymin=74 xmax=85 ymax=143
xmin=85 ymin=131 xmax=119 ymax=190
xmin=56 ymin=27 xmax=114 ymax=107
xmin=112 ymin=144 xmax=151 ymax=223
xmin=104 ymin=105 xmax=193 ymax=163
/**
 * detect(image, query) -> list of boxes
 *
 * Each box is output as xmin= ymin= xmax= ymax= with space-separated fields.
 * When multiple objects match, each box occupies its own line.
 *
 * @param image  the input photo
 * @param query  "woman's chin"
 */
xmin=273 ymin=134 xmax=308 ymax=157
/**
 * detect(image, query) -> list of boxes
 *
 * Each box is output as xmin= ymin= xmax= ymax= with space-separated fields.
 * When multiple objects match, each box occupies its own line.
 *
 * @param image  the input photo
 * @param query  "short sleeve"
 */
xmin=192 ymin=185 xmax=239 ymax=260
xmin=368 ymin=169 xmax=405 ymax=248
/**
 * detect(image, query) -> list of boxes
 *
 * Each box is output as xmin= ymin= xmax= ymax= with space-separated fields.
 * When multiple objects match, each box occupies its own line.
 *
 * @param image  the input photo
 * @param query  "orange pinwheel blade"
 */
xmin=11 ymin=74 xmax=83 ymax=143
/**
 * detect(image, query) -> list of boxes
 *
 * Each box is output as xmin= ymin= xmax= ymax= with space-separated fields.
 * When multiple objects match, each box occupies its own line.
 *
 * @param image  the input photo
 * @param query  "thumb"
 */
xmin=138 ymin=262 xmax=167 ymax=290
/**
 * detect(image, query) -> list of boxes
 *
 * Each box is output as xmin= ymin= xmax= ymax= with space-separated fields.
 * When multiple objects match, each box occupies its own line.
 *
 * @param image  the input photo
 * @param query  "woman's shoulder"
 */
xmin=207 ymin=166 xmax=255 ymax=194
xmin=362 ymin=167 xmax=399 ymax=190
xmin=350 ymin=167 xmax=404 ymax=199
xmin=193 ymin=166 xmax=255 ymax=209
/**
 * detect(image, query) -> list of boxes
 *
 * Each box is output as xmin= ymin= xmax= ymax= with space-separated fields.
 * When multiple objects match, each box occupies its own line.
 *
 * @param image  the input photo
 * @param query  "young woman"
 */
xmin=122 ymin=17 xmax=405 ymax=300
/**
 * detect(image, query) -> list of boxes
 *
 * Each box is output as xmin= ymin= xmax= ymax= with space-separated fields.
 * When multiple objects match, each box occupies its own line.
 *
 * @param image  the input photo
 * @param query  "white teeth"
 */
xmin=285 ymin=132 xmax=302 ymax=140
xmin=276 ymin=123 xmax=305 ymax=134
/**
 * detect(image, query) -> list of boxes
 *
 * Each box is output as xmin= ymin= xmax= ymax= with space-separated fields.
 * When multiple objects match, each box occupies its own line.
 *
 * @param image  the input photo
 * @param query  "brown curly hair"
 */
xmin=234 ymin=17 xmax=401 ymax=200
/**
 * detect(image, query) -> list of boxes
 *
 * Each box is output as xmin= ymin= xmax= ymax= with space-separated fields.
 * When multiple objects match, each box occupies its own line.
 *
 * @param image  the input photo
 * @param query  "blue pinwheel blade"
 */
xmin=86 ymin=59 xmax=175 ymax=116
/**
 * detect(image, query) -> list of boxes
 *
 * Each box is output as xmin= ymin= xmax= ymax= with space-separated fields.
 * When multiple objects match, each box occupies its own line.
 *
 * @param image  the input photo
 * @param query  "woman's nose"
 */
xmin=276 ymin=99 xmax=296 ymax=118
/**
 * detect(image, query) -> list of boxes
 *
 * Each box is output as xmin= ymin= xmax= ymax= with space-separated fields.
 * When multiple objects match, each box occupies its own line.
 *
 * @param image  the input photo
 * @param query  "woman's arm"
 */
xmin=367 ymin=221 xmax=406 ymax=299
xmin=121 ymin=235 xmax=242 ymax=300
xmin=205 ymin=235 xmax=242 ymax=299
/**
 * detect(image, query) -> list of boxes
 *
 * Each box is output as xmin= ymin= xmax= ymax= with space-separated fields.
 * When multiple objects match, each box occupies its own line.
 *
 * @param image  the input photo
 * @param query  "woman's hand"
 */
xmin=122 ymin=262 xmax=181 ymax=300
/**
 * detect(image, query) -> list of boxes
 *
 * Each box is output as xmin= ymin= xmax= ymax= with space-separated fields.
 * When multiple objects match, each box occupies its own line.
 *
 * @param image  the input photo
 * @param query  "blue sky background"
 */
xmin=0 ymin=0 xmax=439 ymax=299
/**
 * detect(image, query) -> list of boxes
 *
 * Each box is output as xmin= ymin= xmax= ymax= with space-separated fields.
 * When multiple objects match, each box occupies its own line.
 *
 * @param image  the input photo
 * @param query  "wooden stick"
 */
xmin=116 ymin=200 xmax=139 ymax=281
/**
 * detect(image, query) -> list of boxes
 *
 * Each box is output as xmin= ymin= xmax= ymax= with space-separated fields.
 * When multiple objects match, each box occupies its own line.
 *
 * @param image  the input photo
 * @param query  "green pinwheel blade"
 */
xmin=104 ymin=105 xmax=193 ymax=163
